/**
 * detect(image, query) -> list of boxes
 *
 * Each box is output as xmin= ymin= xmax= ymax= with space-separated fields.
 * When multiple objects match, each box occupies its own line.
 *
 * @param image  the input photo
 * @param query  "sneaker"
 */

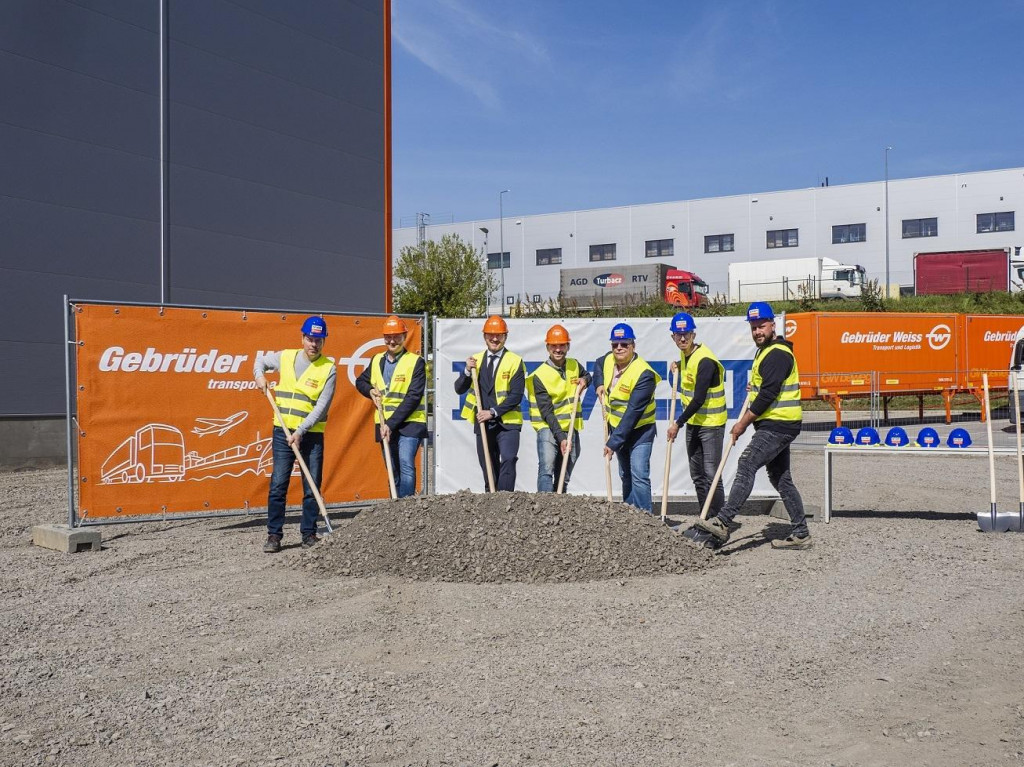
xmin=263 ymin=534 xmax=282 ymax=553
xmin=693 ymin=516 xmax=730 ymax=543
xmin=771 ymin=534 xmax=812 ymax=550
xmin=300 ymin=533 xmax=320 ymax=549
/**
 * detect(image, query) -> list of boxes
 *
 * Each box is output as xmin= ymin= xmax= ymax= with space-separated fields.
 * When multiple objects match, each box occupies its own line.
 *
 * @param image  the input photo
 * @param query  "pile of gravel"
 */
xmin=293 ymin=490 xmax=714 ymax=583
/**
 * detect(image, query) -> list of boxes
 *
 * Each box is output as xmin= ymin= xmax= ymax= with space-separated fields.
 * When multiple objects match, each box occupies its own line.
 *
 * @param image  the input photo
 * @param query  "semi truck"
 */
xmin=558 ymin=263 xmax=709 ymax=309
xmin=913 ymin=248 xmax=1024 ymax=295
xmin=727 ymin=257 xmax=866 ymax=303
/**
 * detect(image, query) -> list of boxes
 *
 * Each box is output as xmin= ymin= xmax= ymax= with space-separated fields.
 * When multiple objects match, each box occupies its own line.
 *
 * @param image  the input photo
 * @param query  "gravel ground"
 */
xmin=3 ymin=448 xmax=1024 ymax=767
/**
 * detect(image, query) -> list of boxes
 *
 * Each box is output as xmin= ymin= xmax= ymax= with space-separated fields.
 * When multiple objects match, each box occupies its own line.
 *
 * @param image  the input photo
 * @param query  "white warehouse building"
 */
xmin=393 ymin=167 xmax=1024 ymax=312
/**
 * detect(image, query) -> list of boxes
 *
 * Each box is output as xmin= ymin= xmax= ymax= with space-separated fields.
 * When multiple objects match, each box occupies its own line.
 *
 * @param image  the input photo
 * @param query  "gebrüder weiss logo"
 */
xmin=784 ymin=319 xmax=797 ymax=337
xmin=927 ymin=323 xmax=952 ymax=350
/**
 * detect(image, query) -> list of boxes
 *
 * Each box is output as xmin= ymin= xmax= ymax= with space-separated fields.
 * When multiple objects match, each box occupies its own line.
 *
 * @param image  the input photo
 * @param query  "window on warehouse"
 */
xmin=535 ymin=247 xmax=562 ymax=266
xmin=977 ymin=211 xmax=1015 ymax=233
xmin=487 ymin=251 xmax=510 ymax=269
xmin=766 ymin=228 xmax=798 ymax=248
xmin=644 ymin=238 xmax=674 ymax=258
xmin=832 ymin=223 xmax=866 ymax=243
xmin=589 ymin=243 xmax=616 ymax=262
xmin=704 ymin=233 xmax=735 ymax=253
xmin=902 ymin=217 xmax=938 ymax=238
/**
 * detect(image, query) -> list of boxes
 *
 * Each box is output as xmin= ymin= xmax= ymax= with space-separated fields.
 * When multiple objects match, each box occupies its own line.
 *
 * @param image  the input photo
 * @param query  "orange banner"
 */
xmin=787 ymin=312 xmax=1024 ymax=397
xmin=74 ymin=304 xmax=422 ymax=520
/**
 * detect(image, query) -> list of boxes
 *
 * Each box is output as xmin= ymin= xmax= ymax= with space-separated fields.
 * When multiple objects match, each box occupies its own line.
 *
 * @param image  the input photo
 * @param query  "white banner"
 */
xmin=433 ymin=316 xmax=780 ymax=501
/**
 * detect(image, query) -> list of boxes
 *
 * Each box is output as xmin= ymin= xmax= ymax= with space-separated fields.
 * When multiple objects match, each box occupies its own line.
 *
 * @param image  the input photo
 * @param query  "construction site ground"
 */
xmin=3 ymin=446 xmax=1024 ymax=767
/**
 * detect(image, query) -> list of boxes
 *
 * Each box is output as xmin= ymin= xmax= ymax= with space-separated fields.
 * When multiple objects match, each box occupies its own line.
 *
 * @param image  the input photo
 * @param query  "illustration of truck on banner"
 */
xmin=101 ymin=424 xmax=186 ymax=484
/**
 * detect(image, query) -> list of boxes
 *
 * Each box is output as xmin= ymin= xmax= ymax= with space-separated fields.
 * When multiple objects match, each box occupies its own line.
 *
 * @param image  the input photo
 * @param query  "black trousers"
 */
xmin=475 ymin=425 xmax=521 ymax=492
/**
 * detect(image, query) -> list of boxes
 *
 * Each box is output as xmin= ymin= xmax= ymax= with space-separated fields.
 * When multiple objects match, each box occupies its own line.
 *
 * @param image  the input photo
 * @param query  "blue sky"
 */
xmin=391 ymin=0 xmax=1024 ymax=227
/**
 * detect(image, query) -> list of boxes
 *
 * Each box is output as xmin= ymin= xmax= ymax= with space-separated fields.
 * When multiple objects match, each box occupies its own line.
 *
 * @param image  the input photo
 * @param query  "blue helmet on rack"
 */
xmin=947 ymin=427 xmax=973 ymax=448
xmin=669 ymin=312 xmax=696 ymax=334
xmin=884 ymin=427 xmax=910 ymax=447
xmin=855 ymin=427 xmax=880 ymax=446
xmin=916 ymin=427 xmax=940 ymax=448
xmin=300 ymin=316 xmax=328 ymax=339
xmin=828 ymin=426 xmax=854 ymax=445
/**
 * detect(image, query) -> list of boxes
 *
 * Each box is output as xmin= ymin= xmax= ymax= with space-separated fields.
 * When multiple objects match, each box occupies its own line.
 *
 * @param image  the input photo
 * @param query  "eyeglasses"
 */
xmin=611 ymin=341 xmax=633 ymax=348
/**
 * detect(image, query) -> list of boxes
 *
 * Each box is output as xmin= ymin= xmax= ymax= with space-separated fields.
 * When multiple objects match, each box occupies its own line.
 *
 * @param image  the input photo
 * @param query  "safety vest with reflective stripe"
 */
xmin=526 ymin=359 xmax=584 ymax=433
xmin=460 ymin=350 xmax=525 ymax=426
xmin=680 ymin=344 xmax=727 ymax=427
xmin=274 ymin=349 xmax=333 ymax=433
xmin=369 ymin=351 xmax=426 ymax=425
xmin=602 ymin=354 xmax=661 ymax=431
xmin=750 ymin=340 xmax=802 ymax=423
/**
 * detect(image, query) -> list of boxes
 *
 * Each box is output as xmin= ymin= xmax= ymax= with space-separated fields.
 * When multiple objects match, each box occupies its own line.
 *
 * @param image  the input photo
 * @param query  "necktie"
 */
xmin=488 ymin=354 xmax=499 ymax=379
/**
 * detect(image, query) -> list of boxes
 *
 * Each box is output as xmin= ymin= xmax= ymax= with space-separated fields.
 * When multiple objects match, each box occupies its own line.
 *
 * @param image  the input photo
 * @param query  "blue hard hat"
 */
xmin=300 ymin=316 xmax=328 ymax=339
xmin=884 ymin=427 xmax=910 ymax=447
xmin=609 ymin=323 xmax=636 ymax=342
xmin=916 ymin=427 xmax=940 ymax=448
xmin=828 ymin=426 xmax=854 ymax=445
xmin=669 ymin=312 xmax=696 ymax=334
xmin=947 ymin=427 xmax=973 ymax=448
xmin=855 ymin=427 xmax=880 ymax=446
xmin=746 ymin=302 xmax=775 ymax=322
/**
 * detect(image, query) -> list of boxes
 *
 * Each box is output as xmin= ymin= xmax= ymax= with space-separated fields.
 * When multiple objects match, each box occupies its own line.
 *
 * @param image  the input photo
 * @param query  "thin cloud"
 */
xmin=393 ymin=0 xmax=550 ymax=110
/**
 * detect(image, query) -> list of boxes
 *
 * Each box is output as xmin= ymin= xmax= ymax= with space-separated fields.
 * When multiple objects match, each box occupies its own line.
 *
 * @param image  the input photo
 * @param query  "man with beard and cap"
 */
xmin=691 ymin=302 xmax=810 ymax=549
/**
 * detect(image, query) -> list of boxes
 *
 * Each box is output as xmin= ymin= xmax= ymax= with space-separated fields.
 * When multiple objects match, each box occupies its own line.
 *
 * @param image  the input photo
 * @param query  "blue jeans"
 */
xmin=686 ymin=424 xmax=725 ymax=518
xmin=615 ymin=438 xmax=653 ymax=513
xmin=536 ymin=429 xmax=580 ymax=492
xmin=267 ymin=427 xmax=323 ymax=537
xmin=384 ymin=433 xmax=421 ymax=498
xmin=718 ymin=427 xmax=807 ymax=537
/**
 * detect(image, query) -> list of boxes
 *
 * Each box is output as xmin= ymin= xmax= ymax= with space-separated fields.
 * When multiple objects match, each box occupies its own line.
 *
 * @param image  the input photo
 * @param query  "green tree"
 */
xmin=393 ymin=234 xmax=497 ymax=317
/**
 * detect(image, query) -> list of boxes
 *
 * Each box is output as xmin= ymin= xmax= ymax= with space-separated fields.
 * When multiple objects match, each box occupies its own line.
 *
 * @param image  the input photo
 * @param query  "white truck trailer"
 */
xmin=727 ymin=257 xmax=866 ymax=303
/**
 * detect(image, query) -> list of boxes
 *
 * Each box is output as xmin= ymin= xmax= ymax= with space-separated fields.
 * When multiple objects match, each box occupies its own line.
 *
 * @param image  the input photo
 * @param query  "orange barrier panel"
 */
xmin=75 ymin=304 xmax=421 ymax=520
xmin=960 ymin=314 xmax=1024 ymax=392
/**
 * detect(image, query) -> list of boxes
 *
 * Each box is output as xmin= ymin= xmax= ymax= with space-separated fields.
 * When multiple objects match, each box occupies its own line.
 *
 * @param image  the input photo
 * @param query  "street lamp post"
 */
xmin=479 ymin=227 xmax=489 ymax=314
xmin=884 ymin=146 xmax=893 ymax=298
xmin=499 ymin=189 xmax=510 ymax=313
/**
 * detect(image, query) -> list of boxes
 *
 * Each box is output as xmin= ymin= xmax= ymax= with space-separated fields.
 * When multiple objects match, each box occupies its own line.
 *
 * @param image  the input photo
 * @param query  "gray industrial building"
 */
xmin=395 ymin=167 xmax=1024 ymax=313
xmin=1 ymin=0 xmax=389 ymax=465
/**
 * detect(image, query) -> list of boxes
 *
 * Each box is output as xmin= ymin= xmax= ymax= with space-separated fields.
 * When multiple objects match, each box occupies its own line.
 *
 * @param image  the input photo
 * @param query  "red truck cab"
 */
xmin=665 ymin=268 xmax=710 ymax=307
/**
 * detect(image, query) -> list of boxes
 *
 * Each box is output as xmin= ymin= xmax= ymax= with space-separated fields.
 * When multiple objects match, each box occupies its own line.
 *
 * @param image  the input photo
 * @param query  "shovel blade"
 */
xmin=977 ymin=505 xmax=1017 ymax=533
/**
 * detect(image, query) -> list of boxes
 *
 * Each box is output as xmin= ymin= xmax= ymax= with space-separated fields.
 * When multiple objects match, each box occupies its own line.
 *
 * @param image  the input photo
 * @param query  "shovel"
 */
xmin=555 ymin=380 xmax=584 ymax=495
xmin=1010 ymin=372 xmax=1024 ymax=532
xmin=660 ymin=367 xmax=678 ymax=519
xmin=373 ymin=396 xmax=399 ymax=500
xmin=471 ymin=366 xmax=497 ymax=492
xmin=263 ymin=387 xmax=333 ymax=534
xmin=977 ymin=373 xmax=1015 ymax=532
xmin=600 ymin=391 xmax=613 ymax=502
xmin=680 ymin=398 xmax=749 ymax=548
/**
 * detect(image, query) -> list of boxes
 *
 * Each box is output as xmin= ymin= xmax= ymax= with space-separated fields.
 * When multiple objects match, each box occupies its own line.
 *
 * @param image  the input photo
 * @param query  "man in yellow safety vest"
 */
xmin=526 ymin=324 xmax=591 ymax=492
xmin=356 ymin=315 xmax=427 ymax=498
xmin=665 ymin=312 xmax=727 ymax=521
xmin=454 ymin=315 xmax=526 ymax=491
xmin=692 ymin=302 xmax=810 ymax=549
xmin=254 ymin=315 xmax=335 ymax=553
xmin=595 ymin=322 xmax=661 ymax=513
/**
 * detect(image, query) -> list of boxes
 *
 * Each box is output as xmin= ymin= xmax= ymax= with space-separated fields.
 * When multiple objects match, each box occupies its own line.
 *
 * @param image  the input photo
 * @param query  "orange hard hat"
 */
xmin=483 ymin=315 xmax=508 ymax=334
xmin=545 ymin=324 xmax=570 ymax=344
xmin=382 ymin=315 xmax=408 ymax=334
